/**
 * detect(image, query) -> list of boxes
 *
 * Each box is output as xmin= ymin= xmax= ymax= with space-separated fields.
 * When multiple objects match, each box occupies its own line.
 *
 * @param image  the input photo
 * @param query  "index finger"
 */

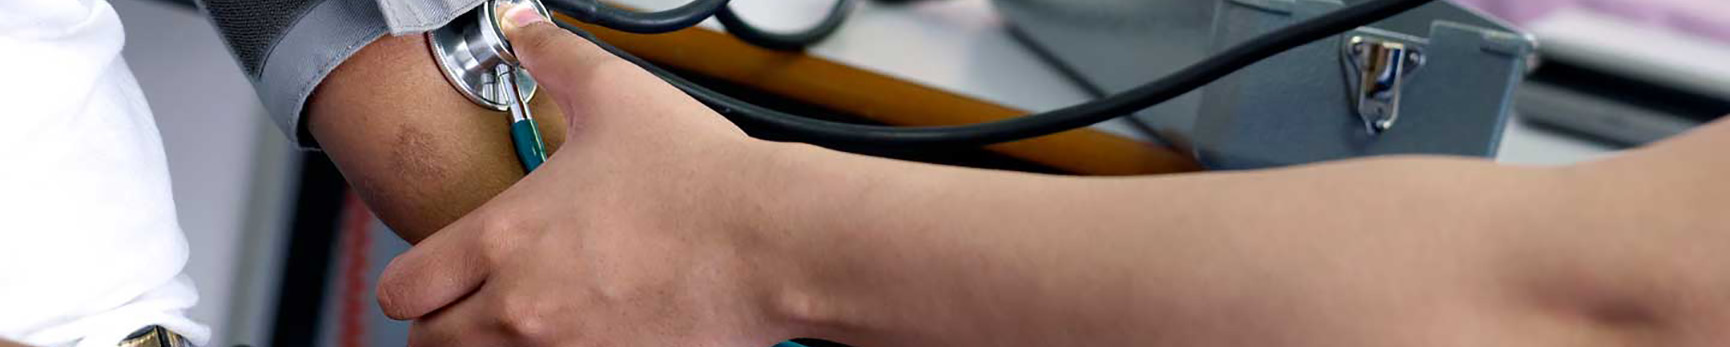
xmin=377 ymin=218 xmax=492 ymax=320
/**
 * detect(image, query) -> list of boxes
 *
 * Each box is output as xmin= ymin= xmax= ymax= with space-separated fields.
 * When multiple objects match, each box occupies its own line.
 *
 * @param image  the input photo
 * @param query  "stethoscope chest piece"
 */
xmin=427 ymin=0 xmax=552 ymax=111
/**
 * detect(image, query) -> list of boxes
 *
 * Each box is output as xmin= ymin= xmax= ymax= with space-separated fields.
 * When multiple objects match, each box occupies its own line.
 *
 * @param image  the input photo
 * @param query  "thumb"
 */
xmin=499 ymin=4 xmax=618 ymax=87
xmin=497 ymin=3 xmax=748 ymax=145
xmin=498 ymin=4 xmax=627 ymax=126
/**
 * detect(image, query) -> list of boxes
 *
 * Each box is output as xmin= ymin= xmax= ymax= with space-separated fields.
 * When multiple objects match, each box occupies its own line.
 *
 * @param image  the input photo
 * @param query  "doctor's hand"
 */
xmin=375 ymin=7 xmax=819 ymax=346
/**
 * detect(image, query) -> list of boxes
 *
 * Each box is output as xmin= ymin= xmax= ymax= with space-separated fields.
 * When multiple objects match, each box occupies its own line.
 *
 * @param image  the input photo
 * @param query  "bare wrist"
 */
xmin=725 ymin=141 xmax=873 ymax=339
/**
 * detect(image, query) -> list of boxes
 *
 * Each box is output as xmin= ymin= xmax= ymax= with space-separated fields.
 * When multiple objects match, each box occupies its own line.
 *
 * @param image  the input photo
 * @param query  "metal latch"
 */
xmin=1344 ymin=35 xmax=1424 ymax=134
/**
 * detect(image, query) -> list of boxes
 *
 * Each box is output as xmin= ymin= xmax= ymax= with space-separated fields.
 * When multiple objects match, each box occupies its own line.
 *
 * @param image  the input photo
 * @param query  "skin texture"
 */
xmin=0 ymin=339 xmax=25 ymax=347
xmin=372 ymin=11 xmax=1730 ymax=347
xmin=306 ymin=31 xmax=570 ymax=243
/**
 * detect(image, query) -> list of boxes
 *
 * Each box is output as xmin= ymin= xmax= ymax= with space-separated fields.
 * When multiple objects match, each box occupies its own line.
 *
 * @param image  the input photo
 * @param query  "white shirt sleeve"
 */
xmin=0 ymin=0 xmax=211 ymax=346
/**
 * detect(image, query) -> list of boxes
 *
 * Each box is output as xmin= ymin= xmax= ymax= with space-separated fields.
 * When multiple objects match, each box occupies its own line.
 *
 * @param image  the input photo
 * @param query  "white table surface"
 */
xmin=622 ymin=0 xmax=1623 ymax=167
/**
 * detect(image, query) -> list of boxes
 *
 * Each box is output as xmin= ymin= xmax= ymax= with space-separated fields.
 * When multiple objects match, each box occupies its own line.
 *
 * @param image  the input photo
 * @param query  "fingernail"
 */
xmin=502 ymin=3 xmax=546 ymax=28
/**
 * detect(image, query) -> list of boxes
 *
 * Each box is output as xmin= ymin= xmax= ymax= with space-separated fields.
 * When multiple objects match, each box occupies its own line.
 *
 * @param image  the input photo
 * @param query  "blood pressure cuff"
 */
xmin=196 ymin=0 xmax=484 ymax=149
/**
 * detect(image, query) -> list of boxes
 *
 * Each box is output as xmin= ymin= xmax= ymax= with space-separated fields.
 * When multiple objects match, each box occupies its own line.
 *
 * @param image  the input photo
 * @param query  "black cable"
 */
xmin=714 ymin=0 xmax=855 ymax=51
xmin=544 ymin=0 xmax=731 ymax=34
xmin=558 ymin=0 xmax=1436 ymax=147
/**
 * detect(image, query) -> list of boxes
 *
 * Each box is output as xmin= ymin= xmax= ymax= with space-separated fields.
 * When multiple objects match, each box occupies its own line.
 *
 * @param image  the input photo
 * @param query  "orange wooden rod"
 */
xmin=554 ymin=15 xmax=1200 ymax=175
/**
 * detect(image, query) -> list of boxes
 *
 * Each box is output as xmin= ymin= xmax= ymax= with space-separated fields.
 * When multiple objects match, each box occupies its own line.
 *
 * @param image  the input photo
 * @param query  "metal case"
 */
xmin=994 ymin=0 xmax=1535 ymax=170
xmin=1193 ymin=0 xmax=1534 ymax=169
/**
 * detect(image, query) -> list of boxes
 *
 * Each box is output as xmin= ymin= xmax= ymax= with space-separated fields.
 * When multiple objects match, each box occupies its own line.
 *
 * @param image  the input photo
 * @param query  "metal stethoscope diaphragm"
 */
xmin=427 ymin=0 xmax=552 ymax=111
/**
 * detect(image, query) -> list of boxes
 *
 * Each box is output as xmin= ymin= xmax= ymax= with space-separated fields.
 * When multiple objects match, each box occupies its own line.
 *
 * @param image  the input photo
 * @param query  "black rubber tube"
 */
xmin=714 ymin=0 xmax=854 ymax=51
xmin=546 ymin=0 xmax=731 ymax=34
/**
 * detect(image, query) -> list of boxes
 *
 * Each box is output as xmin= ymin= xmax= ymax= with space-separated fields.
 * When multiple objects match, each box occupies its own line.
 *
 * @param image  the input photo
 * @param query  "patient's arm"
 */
xmin=306 ymin=34 xmax=569 ymax=243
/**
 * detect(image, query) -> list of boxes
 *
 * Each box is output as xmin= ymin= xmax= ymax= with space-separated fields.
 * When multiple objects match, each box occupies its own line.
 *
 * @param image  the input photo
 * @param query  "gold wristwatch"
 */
xmin=118 ymin=326 xmax=190 ymax=347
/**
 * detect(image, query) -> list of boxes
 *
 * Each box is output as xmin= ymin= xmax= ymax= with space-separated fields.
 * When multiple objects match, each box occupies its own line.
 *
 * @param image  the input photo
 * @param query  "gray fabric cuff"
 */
xmin=377 ymin=0 xmax=484 ymax=35
xmin=257 ymin=0 xmax=388 ymax=149
xmin=215 ymin=0 xmax=482 ymax=148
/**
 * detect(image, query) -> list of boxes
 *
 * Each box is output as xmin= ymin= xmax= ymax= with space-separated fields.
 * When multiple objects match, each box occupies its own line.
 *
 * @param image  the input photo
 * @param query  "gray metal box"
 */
xmin=994 ymin=0 xmax=1535 ymax=170
xmin=1195 ymin=0 xmax=1534 ymax=169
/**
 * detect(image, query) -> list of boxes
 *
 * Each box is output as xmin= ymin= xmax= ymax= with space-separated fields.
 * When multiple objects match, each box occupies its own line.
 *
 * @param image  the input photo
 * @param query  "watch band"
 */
xmin=118 ymin=326 xmax=191 ymax=347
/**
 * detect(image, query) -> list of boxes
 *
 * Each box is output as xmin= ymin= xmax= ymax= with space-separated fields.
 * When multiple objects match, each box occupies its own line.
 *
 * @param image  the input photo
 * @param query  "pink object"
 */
xmin=1449 ymin=0 xmax=1730 ymax=42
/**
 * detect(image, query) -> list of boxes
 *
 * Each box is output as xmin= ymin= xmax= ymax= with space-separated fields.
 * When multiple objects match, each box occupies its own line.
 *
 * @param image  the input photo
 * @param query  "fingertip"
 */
xmin=506 ymin=21 xmax=578 ymax=72
xmin=502 ymin=3 xmax=547 ymax=28
xmin=496 ymin=16 xmax=622 ymax=126
xmin=513 ymin=22 xmax=592 ymax=56
xmin=375 ymin=228 xmax=490 ymax=320
xmin=377 ymin=253 xmax=428 ymax=320
xmin=498 ymin=1 xmax=560 ymax=52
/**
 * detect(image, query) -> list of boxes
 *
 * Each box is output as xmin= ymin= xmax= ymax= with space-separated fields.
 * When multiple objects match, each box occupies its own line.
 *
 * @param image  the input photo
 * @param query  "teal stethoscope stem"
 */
xmin=774 ymin=342 xmax=809 ymax=347
xmin=496 ymin=63 xmax=549 ymax=173
xmin=511 ymin=118 xmax=548 ymax=172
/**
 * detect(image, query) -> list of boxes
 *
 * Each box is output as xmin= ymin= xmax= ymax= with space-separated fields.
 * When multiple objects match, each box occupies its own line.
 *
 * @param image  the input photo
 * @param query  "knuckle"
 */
xmin=406 ymin=322 xmax=450 ymax=347
xmin=495 ymin=296 xmax=553 ymax=340
xmin=514 ymin=25 xmax=565 ymax=56
xmin=477 ymin=212 xmax=520 ymax=234
xmin=474 ymin=215 xmax=520 ymax=263
xmin=572 ymin=58 xmax=646 ymax=101
xmin=584 ymin=58 xmax=641 ymax=84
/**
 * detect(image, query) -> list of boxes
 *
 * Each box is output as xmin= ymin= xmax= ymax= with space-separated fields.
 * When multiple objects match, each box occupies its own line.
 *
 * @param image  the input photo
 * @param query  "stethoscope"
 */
xmin=427 ymin=0 xmax=553 ymax=172
xmin=424 ymin=0 xmax=1438 ymax=172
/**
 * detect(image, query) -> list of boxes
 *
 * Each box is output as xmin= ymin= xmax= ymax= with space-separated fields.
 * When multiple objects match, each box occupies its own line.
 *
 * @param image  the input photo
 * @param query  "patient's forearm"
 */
xmin=756 ymin=146 xmax=1558 ymax=345
xmin=306 ymin=34 xmax=568 ymax=243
